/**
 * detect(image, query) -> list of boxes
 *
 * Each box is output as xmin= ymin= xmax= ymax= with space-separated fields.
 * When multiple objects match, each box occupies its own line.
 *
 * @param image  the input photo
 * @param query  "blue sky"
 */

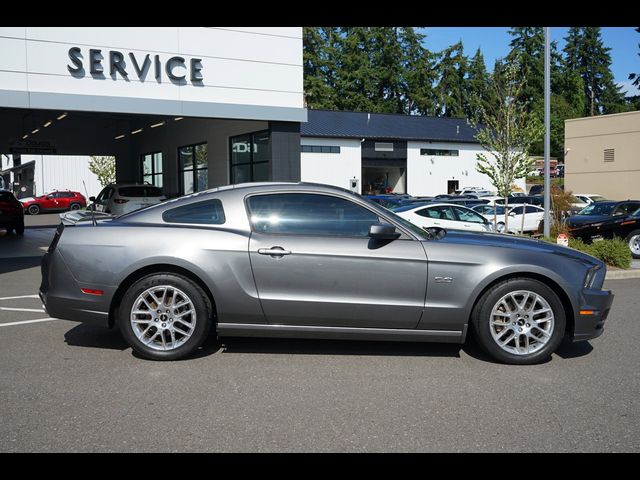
xmin=420 ymin=27 xmax=640 ymax=96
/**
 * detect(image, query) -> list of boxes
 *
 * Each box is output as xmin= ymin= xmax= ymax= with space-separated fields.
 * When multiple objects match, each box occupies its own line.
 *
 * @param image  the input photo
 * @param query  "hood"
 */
xmin=435 ymin=229 xmax=601 ymax=267
xmin=567 ymin=215 xmax=611 ymax=227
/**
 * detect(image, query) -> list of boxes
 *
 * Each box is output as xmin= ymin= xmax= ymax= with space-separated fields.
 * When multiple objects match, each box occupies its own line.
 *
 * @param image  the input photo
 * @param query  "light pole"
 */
xmin=543 ymin=27 xmax=551 ymax=238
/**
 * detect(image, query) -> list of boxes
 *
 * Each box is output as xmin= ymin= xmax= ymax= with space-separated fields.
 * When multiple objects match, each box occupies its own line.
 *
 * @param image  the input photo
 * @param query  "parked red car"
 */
xmin=20 ymin=190 xmax=87 ymax=215
xmin=0 ymin=190 xmax=25 ymax=235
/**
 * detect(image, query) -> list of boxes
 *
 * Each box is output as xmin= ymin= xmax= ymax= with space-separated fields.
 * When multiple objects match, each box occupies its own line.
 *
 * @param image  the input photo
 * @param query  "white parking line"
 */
xmin=0 ymin=307 xmax=45 ymax=313
xmin=0 ymin=294 xmax=39 ymax=301
xmin=0 ymin=317 xmax=59 ymax=327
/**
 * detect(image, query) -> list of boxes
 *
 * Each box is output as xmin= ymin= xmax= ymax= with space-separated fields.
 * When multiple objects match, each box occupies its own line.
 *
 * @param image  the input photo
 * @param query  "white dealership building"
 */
xmin=0 ymin=27 xmax=508 ymax=200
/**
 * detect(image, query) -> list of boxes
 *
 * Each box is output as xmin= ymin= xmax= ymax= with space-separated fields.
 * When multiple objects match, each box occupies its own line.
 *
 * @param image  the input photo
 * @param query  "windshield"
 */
xmin=578 ymin=202 xmax=615 ymax=216
xmin=589 ymin=195 xmax=608 ymax=203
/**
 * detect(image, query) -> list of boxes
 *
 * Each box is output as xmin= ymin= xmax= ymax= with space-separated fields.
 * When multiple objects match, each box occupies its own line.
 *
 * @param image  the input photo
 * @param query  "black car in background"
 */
xmin=0 ymin=190 xmax=25 ymax=235
xmin=495 ymin=195 xmax=544 ymax=207
xmin=567 ymin=200 xmax=640 ymax=258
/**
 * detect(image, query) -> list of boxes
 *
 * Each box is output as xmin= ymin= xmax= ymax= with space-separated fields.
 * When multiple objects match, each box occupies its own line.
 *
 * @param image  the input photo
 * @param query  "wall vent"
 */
xmin=374 ymin=142 xmax=394 ymax=152
xmin=604 ymin=148 xmax=615 ymax=162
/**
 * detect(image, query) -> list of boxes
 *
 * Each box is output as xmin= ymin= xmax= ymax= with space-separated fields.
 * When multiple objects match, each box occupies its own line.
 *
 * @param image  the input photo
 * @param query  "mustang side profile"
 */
xmin=40 ymin=182 xmax=614 ymax=364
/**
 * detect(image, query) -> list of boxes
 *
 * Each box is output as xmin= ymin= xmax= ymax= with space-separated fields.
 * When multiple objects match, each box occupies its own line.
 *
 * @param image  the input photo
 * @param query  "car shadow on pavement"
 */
xmin=554 ymin=337 xmax=594 ymax=359
xmin=218 ymin=336 xmax=463 ymax=358
xmin=0 ymin=255 xmax=43 ymax=274
xmin=64 ymin=323 xmax=129 ymax=351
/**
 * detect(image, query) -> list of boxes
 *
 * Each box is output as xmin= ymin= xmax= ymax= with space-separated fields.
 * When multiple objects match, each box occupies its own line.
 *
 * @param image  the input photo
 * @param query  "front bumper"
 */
xmin=570 ymin=288 xmax=614 ymax=342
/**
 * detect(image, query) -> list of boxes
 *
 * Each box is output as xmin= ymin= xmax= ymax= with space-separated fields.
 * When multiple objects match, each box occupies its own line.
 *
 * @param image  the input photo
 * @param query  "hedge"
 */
xmin=541 ymin=236 xmax=632 ymax=269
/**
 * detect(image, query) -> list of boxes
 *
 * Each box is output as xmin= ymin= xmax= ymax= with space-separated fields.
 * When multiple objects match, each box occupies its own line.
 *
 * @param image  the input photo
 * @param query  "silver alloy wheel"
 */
xmin=28 ymin=205 xmax=39 ymax=215
xmin=489 ymin=290 xmax=554 ymax=355
xmin=130 ymin=285 xmax=197 ymax=351
xmin=629 ymin=235 xmax=640 ymax=256
xmin=70 ymin=203 xmax=81 ymax=210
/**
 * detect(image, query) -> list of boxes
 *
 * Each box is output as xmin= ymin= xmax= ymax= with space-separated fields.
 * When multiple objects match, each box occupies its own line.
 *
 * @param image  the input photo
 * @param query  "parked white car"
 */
xmin=472 ymin=204 xmax=544 ymax=234
xmin=570 ymin=193 xmax=608 ymax=214
xmin=92 ymin=183 xmax=166 ymax=216
xmin=393 ymin=203 xmax=493 ymax=232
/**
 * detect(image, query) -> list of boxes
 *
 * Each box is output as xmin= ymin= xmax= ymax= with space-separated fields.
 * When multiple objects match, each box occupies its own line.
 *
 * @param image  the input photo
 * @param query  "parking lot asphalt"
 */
xmin=0 ymin=218 xmax=639 ymax=452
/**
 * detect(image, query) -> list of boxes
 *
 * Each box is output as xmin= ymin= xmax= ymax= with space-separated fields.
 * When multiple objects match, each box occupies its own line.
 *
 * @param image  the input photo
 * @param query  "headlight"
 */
xmin=583 ymin=265 xmax=601 ymax=289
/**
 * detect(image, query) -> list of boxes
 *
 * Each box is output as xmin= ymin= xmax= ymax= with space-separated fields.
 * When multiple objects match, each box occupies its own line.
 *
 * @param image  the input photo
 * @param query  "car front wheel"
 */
xmin=471 ymin=278 xmax=566 ymax=365
xmin=118 ymin=273 xmax=213 ymax=361
xmin=27 ymin=204 xmax=40 ymax=215
xmin=626 ymin=230 xmax=640 ymax=259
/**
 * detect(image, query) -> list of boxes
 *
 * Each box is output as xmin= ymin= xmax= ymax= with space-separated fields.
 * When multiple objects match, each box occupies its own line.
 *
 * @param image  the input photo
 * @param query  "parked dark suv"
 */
xmin=0 ymin=190 xmax=25 ymax=235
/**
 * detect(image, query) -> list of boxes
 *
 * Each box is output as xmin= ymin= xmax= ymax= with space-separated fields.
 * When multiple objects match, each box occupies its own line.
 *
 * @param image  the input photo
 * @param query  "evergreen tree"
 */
xmin=369 ymin=27 xmax=405 ymax=113
xmin=507 ymin=27 xmax=545 ymax=113
xmin=465 ymin=48 xmax=491 ymax=119
xmin=303 ymin=27 xmax=340 ymax=109
xmin=434 ymin=42 xmax=467 ymax=117
xmin=564 ymin=27 xmax=626 ymax=116
xmin=628 ymin=27 xmax=640 ymax=90
xmin=399 ymin=28 xmax=437 ymax=115
xmin=334 ymin=27 xmax=377 ymax=112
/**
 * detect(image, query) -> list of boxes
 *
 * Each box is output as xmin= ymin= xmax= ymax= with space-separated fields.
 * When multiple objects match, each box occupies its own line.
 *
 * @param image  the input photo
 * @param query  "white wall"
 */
xmin=0 ymin=27 xmax=304 ymax=121
xmin=407 ymin=141 xmax=526 ymax=196
xmin=300 ymin=137 xmax=362 ymax=191
xmin=24 ymin=155 xmax=103 ymax=197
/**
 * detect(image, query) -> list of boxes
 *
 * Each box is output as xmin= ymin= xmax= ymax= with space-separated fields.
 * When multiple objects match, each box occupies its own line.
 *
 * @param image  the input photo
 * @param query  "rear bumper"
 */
xmin=570 ymin=288 xmax=614 ymax=342
xmin=40 ymin=250 xmax=112 ymax=327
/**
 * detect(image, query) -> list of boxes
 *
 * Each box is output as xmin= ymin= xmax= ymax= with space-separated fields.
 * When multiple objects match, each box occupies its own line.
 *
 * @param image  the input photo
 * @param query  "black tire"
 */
xmin=27 ymin=204 xmax=40 ymax=215
xmin=471 ymin=277 xmax=566 ymax=365
xmin=14 ymin=222 xmax=24 ymax=236
xmin=118 ymin=273 xmax=213 ymax=361
xmin=626 ymin=229 xmax=640 ymax=259
xmin=69 ymin=203 xmax=81 ymax=211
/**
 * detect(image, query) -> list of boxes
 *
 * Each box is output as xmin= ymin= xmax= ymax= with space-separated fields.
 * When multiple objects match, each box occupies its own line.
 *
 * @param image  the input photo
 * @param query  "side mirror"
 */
xmin=369 ymin=223 xmax=401 ymax=240
xmin=89 ymin=196 xmax=96 ymax=202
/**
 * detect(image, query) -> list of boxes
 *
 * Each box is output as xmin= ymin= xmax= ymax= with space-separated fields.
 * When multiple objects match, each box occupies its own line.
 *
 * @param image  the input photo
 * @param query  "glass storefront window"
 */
xmin=178 ymin=143 xmax=208 ymax=195
xmin=230 ymin=130 xmax=270 ymax=183
xmin=141 ymin=152 xmax=163 ymax=188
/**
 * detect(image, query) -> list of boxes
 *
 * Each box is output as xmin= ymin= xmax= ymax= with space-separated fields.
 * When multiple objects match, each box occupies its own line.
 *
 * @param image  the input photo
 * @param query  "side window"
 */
xmin=247 ymin=193 xmax=379 ymax=237
xmin=454 ymin=207 xmax=485 ymax=223
xmin=525 ymin=206 xmax=539 ymax=214
xmin=417 ymin=206 xmax=455 ymax=220
xmin=95 ymin=188 xmax=108 ymax=203
xmin=510 ymin=206 xmax=524 ymax=215
xmin=162 ymin=199 xmax=225 ymax=225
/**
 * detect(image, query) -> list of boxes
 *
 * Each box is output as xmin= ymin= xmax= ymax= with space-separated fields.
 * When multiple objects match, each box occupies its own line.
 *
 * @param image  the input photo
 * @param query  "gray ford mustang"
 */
xmin=40 ymin=182 xmax=614 ymax=364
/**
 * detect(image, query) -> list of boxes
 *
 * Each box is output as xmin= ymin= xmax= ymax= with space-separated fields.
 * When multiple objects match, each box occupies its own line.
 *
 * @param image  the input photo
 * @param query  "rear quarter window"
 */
xmin=162 ymin=199 xmax=225 ymax=225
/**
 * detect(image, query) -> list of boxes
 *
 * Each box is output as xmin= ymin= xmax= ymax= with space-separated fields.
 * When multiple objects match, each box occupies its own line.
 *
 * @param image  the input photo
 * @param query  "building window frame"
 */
xmin=178 ymin=142 xmax=208 ymax=195
xmin=301 ymin=145 xmax=341 ymax=154
xmin=229 ymin=130 xmax=271 ymax=184
xmin=140 ymin=151 xmax=163 ymax=187
xmin=420 ymin=148 xmax=459 ymax=157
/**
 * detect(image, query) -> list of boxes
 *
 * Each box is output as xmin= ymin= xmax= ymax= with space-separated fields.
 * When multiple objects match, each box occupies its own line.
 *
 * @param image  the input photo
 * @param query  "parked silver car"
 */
xmin=40 ymin=182 xmax=614 ymax=364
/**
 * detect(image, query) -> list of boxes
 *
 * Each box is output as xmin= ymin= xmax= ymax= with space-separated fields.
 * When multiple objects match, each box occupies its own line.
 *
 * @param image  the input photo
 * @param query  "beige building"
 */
xmin=564 ymin=111 xmax=640 ymax=200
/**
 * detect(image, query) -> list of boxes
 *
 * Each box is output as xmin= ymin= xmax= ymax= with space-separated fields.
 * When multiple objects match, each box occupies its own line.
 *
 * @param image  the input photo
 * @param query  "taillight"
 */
xmin=113 ymin=199 xmax=129 ymax=204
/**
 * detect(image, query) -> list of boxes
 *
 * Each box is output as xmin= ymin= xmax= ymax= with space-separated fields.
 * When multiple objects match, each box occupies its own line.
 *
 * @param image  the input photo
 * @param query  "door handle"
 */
xmin=257 ymin=246 xmax=292 ymax=257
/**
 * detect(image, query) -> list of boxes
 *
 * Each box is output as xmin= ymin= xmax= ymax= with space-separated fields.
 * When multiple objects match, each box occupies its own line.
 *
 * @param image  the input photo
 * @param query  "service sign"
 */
xmin=9 ymin=139 xmax=57 ymax=154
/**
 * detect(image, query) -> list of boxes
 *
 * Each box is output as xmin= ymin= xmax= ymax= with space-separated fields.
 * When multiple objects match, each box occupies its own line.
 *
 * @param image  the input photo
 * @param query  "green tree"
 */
xmin=89 ymin=156 xmax=116 ymax=187
xmin=399 ymin=27 xmax=437 ymax=115
xmin=628 ymin=27 xmax=640 ymax=90
xmin=465 ymin=48 xmax=491 ymax=120
xmin=469 ymin=62 xmax=543 ymax=230
xmin=303 ymin=27 xmax=340 ymax=109
xmin=434 ymin=41 xmax=467 ymax=117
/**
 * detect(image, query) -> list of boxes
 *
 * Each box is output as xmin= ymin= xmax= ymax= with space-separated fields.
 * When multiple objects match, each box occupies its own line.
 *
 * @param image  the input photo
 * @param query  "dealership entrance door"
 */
xmin=360 ymin=139 xmax=407 ymax=195
xmin=362 ymin=160 xmax=407 ymax=195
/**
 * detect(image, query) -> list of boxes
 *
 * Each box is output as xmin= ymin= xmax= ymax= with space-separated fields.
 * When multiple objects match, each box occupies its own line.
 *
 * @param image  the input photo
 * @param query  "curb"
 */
xmin=605 ymin=269 xmax=640 ymax=280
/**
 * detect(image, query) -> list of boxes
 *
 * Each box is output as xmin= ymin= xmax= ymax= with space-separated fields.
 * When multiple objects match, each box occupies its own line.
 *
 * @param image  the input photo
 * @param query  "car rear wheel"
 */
xmin=27 ymin=204 xmax=40 ymax=215
xmin=118 ymin=273 xmax=213 ymax=361
xmin=471 ymin=278 xmax=566 ymax=365
xmin=15 ymin=222 xmax=24 ymax=236
xmin=626 ymin=230 xmax=640 ymax=259
xmin=69 ymin=203 xmax=81 ymax=211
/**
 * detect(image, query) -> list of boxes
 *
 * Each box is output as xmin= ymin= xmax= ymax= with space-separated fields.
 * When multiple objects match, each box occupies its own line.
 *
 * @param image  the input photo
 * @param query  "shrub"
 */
xmin=541 ymin=236 xmax=632 ymax=269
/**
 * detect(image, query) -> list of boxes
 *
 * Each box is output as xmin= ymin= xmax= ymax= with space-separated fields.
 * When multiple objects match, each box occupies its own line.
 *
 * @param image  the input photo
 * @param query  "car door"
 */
xmin=94 ymin=186 xmax=114 ymax=212
xmin=451 ymin=206 xmax=489 ymax=232
xmin=247 ymin=192 xmax=428 ymax=329
xmin=414 ymin=205 xmax=459 ymax=230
